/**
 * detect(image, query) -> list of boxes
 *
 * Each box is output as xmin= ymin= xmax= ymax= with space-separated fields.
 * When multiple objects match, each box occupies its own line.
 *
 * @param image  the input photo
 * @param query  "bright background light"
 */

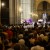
xmin=1 ymin=2 xmax=5 ymax=7
xmin=30 ymin=12 xmax=38 ymax=17
xmin=19 ymin=6 xmax=23 ymax=13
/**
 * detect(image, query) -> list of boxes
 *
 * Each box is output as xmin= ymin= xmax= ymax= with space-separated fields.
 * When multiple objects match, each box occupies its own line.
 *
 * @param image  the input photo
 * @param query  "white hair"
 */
xmin=31 ymin=45 xmax=44 ymax=50
xmin=18 ymin=34 xmax=23 ymax=39
xmin=18 ymin=39 xmax=25 ymax=45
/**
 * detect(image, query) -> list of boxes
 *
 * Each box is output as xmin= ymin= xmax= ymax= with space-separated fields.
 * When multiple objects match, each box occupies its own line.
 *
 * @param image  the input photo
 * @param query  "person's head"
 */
xmin=18 ymin=34 xmax=23 ymax=39
xmin=31 ymin=45 xmax=44 ymax=50
xmin=29 ymin=38 xmax=35 ymax=44
xmin=18 ymin=39 xmax=25 ymax=45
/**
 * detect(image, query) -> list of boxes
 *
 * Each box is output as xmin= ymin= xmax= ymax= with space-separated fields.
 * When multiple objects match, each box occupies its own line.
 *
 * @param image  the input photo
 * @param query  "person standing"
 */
xmin=42 ymin=12 xmax=47 ymax=27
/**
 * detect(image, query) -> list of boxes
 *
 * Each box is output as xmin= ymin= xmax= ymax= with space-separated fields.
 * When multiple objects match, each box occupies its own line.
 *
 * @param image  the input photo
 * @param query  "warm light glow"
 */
xmin=1 ymin=2 xmax=5 ymax=7
xmin=30 ymin=12 xmax=38 ymax=17
xmin=19 ymin=7 xmax=23 ymax=13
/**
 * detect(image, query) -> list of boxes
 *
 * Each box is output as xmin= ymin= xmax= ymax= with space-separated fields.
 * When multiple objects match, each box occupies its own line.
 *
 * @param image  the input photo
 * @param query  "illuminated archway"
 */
xmin=37 ymin=1 xmax=50 ymax=19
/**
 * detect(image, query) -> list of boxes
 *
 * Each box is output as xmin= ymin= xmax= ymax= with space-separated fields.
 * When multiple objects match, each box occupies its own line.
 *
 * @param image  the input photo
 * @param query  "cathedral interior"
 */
xmin=0 ymin=0 xmax=50 ymax=50
xmin=0 ymin=0 xmax=50 ymax=25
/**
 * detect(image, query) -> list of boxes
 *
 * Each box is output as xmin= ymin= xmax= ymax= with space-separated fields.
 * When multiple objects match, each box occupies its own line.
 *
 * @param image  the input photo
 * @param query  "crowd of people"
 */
xmin=0 ymin=23 xmax=50 ymax=50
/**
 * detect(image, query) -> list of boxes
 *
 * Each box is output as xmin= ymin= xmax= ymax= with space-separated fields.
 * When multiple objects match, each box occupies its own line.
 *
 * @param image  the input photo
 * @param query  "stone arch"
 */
xmin=37 ymin=1 xmax=50 ymax=19
xmin=36 ymin=0 xmax=50 ymax=10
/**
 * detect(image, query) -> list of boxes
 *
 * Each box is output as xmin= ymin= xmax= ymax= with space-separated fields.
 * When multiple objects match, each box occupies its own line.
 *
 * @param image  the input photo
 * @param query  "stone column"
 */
xmin=31 ymin=0 xmax=36 ymax=21
xmin=9 ymin=0 xmax=15 ymax=25
xmin=16 ymin=0 xmax=21 ymax=24
xmin=15 ymin=0 xmax=17 ymax=24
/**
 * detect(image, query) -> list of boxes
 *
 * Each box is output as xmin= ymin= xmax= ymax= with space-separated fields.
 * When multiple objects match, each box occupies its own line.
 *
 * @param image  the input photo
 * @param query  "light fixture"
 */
xmin=19 ymin=6 xmax=23 ymax=13
xmin=1 ymin=2 xmax=5 ymax=7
